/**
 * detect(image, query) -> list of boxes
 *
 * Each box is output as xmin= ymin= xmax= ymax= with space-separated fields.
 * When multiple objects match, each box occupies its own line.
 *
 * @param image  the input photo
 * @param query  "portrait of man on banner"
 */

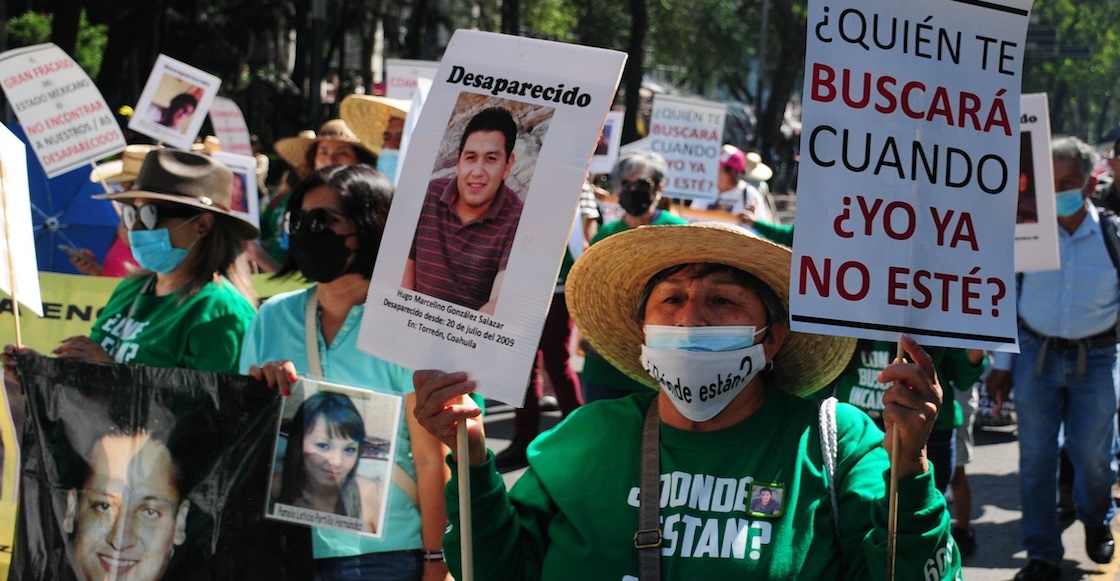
xmin=401 ymin=92 xmax=555 ymax=314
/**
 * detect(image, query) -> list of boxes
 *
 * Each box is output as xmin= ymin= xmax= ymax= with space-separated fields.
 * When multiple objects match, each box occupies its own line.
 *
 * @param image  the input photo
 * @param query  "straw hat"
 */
xmin=340 ymin=95 xmax=411 ymax=155
xmin=744 ymin=151 xmax=773 ymax=182
xmin=92 ymin=149 xmax=259 ymax=239
xmin=89 ymin=144 xmax=161 ymax=184
xmin=273 ymin=119 xmax=373 ymax=170
xmin=566 ymin=222 xmax=855 ymax=396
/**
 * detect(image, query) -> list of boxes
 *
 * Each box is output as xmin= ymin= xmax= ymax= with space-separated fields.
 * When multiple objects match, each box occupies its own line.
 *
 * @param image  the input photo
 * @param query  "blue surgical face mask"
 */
xmin=644 ymin=325 xmax=768 ymax=352
xmin=127 ymin=216 xmax=200 ymax=274
xmin=1055 ymin=188 xmax=1086 ymax=218
xmin=377 ymin=149 xmax=400 ymax=185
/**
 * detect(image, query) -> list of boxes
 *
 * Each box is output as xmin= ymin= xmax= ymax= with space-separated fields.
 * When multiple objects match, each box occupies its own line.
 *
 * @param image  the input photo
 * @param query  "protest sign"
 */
xmin=790 ymin=0 xmax=1033 ymax=352
xmin=0 ymin=123 xmax=43 ymax=317
xmin=210 ymin=151 xmax=261 ymax=229
xmin=128 ymin=55 xmax=221 ymax=151
xmin=589 ymin=110 xmax=624 ymax=174
xmin=1015 ymin=94 xmax=1059 ymax=272
xmin=12 ymin=356 xmax=314 ymax=581
xmin=208 ymin=97 xmax=253 ymax=156
xmin=648 ymin=94 xmax=726 ymax=201
xmin=0 ymin=43 xmax=125 ymax=178
xmin=385 ymin=59 xmax=440 ymax=101
xmin=265 ymin=378 xmax=401 ymax=537
xmin=359 ymin=31 xmax=626 ymax=405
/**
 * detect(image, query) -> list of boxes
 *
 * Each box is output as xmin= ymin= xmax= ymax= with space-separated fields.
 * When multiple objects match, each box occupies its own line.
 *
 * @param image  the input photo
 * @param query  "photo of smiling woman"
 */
xmin=271 ymin=390 xmax=386 ymax=535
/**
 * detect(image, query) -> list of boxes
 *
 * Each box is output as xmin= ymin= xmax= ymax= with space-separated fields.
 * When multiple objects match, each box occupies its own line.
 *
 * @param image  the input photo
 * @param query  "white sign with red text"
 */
xmin=649 ymin=95 xmax=726 ymax=201
xmin=790 ymin=0 xmax=1033 ymax=352
xmin=208 ymin=97 xmax=253 ymax=156
xmin=385 ymin=59 xmax=440 ymax=101
xmin=0 ymin=43 xmax=125 ymax=178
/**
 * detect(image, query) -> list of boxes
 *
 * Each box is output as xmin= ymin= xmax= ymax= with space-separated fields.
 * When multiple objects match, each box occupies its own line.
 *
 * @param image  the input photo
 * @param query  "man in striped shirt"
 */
xmin=404 ymin=107 xmax=523 ymax=314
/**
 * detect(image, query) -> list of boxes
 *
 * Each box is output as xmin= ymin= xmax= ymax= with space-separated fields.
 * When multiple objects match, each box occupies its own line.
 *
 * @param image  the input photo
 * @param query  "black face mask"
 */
xmin=619 ymin=188 xmax=656 ymax=216
xmin=290 ymin=229 xmax=353 ymax=282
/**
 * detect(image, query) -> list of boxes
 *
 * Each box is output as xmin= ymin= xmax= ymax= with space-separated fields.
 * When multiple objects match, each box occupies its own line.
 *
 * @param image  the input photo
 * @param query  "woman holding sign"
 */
xmin=413 ymin=222 xmax=960 ymax=580
xmin=242 ymin=165 xmax=452 ymax=581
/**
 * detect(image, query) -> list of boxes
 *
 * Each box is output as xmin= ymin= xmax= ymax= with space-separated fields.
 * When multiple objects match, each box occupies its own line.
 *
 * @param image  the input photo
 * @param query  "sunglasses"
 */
xmin=286 ymin=207 xmax=345 ymax=235
xmin=619 ymin=178 xmax=657 ymax=193
xmin=121 ymin=203 xmax=199 ymax=231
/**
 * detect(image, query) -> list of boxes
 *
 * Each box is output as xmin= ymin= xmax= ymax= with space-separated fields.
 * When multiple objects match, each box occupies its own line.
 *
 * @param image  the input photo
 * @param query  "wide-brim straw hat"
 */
xmin=89 ymin=144 xmax=161 ymax=184
xmin=340 ymin=95 xmax=411 ymax=155
xmin=745 ymin=151 xmax=774 ymax=182
xmin=566 ymin=222 xmax=855 ymax=397
xmin=92 ymin=149 xmax=259 ymax=240
xmin=274 ymin=119 xmax=374 ymax=170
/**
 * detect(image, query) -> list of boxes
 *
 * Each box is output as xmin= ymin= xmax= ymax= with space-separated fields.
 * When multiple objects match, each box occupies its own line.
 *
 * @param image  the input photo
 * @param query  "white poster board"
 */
xmin=208 ymin=97 xmax=253 ymax=156
xmin=1015 ymin=94 xmax=1059 ymax=273
xmin=209 ymin=151 xmax=260 ymax=230
xmin=0 ymin=122 xmax=44 ymax=316
xmin=649 ymin=94 xmax=726 ymax=201
xmin=265 ymin=378 xmax=401 ymax=538
xmin=790 ymin=0 xmax=1033 ymax=352
xmin=589 ymin=110 xmax=624 ymax=174
xmin=0 ymin=43 xmax=125 ymax=178
xmin=359 ymin=31 xmax=626 ymax=405
xmin=128 ymin=55 xmax=221 ymax=150
xmin=385 ymin=59 xmax=440 ymax=101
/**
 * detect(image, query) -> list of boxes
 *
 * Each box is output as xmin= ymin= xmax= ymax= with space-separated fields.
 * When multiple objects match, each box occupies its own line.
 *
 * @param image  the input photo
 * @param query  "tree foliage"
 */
xmin=7 ymin=10 xmax=108 ymax=78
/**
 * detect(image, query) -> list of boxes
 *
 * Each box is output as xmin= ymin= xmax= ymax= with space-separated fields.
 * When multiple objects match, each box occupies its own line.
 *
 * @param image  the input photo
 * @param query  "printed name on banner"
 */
xmin=384 ymin=289 xmax=514 ymax=350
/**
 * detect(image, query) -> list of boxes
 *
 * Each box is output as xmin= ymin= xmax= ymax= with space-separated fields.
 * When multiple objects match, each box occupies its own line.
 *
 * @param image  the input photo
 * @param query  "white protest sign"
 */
xmin=0 ymin=43 xmax=125 ymax=178
xmin=208 ymin=97 xmax=253 ymax=156
xmin=790 ymin=0 xmax=1033 ymax=352
xmin=210 ymin=151 xmax=260 ymax=230
xmin=589 ymin=110 xmax=624 ymax=174
xmin=649 ymin=95 xmax=726 ymax=201
xmin=359 ymin=31 xmax=626 ymax=405
xmin=385 ymin=59 xmax=440 ymax=101
xmin=1015 ymin=94 xmax=1059 ymax=273
xmin=0 ymin=123 xmax=44 ymax=316
xmin=128 ymin=55 xmax=221 ymax=151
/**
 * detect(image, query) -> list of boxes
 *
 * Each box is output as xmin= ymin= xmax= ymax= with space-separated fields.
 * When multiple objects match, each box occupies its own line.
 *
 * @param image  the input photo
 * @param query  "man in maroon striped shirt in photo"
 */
xmin=403 ymin=106 xmax=524 ymax=315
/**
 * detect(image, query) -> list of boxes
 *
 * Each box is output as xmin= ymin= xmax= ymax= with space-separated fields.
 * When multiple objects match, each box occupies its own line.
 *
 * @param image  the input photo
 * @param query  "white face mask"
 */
xmin=640 ymin=342 xmax=767 ymax=422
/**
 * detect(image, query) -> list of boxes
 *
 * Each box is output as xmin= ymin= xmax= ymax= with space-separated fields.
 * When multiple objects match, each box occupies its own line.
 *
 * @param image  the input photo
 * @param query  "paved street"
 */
xmin=482 ymin=401 xmax=1120 ymax=580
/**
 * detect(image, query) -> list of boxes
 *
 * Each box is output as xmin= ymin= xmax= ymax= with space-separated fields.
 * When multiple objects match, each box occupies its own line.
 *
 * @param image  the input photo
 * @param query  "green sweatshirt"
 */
xmin=445 ymin=389 xmax=962 ymax=580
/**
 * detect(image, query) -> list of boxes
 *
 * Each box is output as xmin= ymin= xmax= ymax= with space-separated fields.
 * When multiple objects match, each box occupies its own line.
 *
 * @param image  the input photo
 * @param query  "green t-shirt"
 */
xmin=90 ymin=275 xmax=256 ymax=373
xmin=445 ymin=390 xmax=961 ymax=580
xmin=829 ymin=340 xmax=984 ymax=430
xmin=581 ymin=211 xmax=691 ymax=392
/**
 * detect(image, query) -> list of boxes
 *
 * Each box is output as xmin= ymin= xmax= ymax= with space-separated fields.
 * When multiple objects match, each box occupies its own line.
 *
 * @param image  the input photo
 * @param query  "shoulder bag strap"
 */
xmin=818 ymin=396 xmax=840 ymax=539
xmin=636 ymin=398 xmax=662 ymax=580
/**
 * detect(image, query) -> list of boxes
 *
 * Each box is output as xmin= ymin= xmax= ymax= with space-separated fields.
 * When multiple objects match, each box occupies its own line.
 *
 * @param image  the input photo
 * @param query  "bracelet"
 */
xmin=422 ymin=550 xmax=445 ymax=562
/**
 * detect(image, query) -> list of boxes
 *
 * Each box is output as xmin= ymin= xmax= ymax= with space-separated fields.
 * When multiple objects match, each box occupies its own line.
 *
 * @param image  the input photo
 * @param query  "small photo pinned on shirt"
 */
xmin=747 ymin=482 xmax=785 ymax=518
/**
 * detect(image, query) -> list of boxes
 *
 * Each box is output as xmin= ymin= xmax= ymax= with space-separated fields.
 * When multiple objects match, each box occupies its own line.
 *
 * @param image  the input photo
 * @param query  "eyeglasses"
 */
xmin=619 ymin=178 xmax=656 ymax=193
xmin=121 ymin=203 xmax=198 ymax=231
xmin=286 ymin=207 xmax=345 ymax=235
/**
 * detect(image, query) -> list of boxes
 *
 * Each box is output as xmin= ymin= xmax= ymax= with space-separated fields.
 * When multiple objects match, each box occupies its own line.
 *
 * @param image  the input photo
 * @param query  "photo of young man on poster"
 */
xmin=401 ymin=93 xmax=554 ymax=314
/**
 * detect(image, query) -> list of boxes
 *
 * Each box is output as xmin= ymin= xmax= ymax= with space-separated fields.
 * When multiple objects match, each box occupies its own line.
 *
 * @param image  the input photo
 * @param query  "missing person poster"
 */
xmin=649 ymin=95 xmax=726 ymax=201
xmin=1015 ymin=94 xmax=1059 ymax=272
xmin=589 ymin=110 xmax=624 ymax=174
xmin=359 ymin=31 xmax=626 ymax=405
xmin=265 ymin=378 xmax=401 ymax=537
xmin=210 ymin=151 xmax=260 ymax=229
xmin=128 ymin=55 xmax=221 ymax=151
xmin=790 ymin=0 xmax=1033 ymax=352
xmin=208 ymin=97 xmax=253 ymax=156
xmin=11 ymin=355 xmax=316 ymax=581
xmin=384 ymin=59 xmax=440 ymax=101
xmin=0 ymin=43 xmax=126 ymax=178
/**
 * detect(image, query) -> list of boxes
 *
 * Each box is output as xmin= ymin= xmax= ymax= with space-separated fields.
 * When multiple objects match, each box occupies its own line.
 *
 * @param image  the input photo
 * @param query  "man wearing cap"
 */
xmin=692 ymin=145 xmax=777 ymax=226
xmin=403 ymin=106 xmax=523 ymax=315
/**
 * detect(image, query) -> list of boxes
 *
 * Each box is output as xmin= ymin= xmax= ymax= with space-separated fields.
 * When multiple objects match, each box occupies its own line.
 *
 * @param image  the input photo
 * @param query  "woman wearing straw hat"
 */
xmin=412 ymin=222 xmax=960 ymax=579
xmin=5 ymin=149 xmax=258 ymax=375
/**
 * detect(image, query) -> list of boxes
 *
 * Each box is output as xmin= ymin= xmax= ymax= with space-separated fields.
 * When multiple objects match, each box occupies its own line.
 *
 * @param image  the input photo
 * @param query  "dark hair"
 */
xmin=301 ymin=141 xmax=377 ymax=177
xmin=160 ymin=93 xmax=198 ymax=126
xmin=458 ymin=107 xmax=517 ymax=159
xmin=275 ymin=165 xmax=394 ymax=280
xmin=759 ymin=487 xmax=773 ymax=495
xmin=636 ymin=263 xmax=787 ymax=330
xmin=279 ymin=392 xmax=367 ymax=517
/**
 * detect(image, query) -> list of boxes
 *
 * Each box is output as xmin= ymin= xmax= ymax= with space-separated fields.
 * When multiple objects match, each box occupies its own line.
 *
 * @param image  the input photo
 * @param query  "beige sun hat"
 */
xmin=273 ymin=119 xmax=373 ymax=170
xmin=340 ymin=94 xmax=411 ymax=155
xmin=744 ymin=151 xmax=773 ymax=182
xmin=566 ymin=222 xmax=855 ymax=397
xmin=89 ymin=144 xmax=161 ymax=184
xmin=92 ymin=149 xmax=259 ymax=240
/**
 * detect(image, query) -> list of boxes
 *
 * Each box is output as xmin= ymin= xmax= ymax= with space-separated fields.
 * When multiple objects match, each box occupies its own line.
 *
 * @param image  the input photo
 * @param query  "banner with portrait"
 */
xmin=11 ymin=356 xmax=315 ymax=581
xmin=1014 ymin=93 xmax=1059 ymax=272
xmin=128 ymin=55 xmax=221 ymax=151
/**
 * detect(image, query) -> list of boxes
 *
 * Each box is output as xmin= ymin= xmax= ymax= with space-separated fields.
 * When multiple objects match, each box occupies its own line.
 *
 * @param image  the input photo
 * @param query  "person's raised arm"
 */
xmin=412 ymin=370 xmax=486 ymax=465
xmin=479 ymin=270 xmax=505 ymax=316
xmin=406 ymin=392 xmax=454 ymax=581
xmin=402 ymin=258 xmax=417 ymax=290
xmin=878 ymin=334 xmax=942 ymax=479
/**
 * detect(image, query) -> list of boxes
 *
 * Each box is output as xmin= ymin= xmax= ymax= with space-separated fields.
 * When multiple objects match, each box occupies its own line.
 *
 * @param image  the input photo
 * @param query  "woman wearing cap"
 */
xmin=413 ymin=222 xmax=960 ymax=579
xmin=242 ymin=165 xmax=452 ymax=581
xmin=4 ymin=150 xmax=258 ymax=375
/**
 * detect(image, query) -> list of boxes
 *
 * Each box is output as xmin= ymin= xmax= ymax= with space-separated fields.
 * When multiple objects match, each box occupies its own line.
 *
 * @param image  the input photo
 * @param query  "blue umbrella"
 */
xmin=7 ymin=124 xmax=120 ymax=274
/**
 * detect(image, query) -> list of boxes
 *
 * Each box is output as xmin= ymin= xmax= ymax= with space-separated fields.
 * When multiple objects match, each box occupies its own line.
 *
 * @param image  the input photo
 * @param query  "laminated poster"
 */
xmin=128 ymin=55 xmax=221 ymax=151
